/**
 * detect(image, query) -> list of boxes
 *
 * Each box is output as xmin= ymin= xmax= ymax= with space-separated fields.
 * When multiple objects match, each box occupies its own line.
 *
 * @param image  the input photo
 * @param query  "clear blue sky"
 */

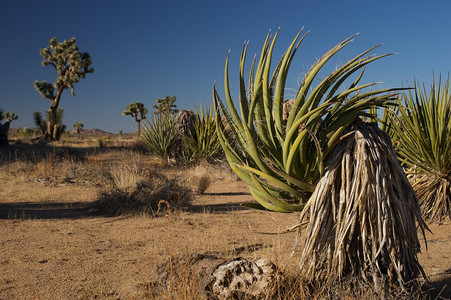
xmin=1 ymin=0 xmax=450 ymax=133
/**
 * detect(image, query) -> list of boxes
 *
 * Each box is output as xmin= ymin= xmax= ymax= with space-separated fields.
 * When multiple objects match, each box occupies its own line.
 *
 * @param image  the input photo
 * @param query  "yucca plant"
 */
xmin=214 ymin=28 xmax=426 ymax=293
xmin=46 ymin=108 xmax=66 ymax=140
xmin=387 ymin=76 xmax=451 ymax=223
xmin=142 ymin=113 xmax=178 ymax=162
xmin=214 ymin=29 xmax=399 ymax=212
xmin=181 ymin=105 xmax=222 ymax=163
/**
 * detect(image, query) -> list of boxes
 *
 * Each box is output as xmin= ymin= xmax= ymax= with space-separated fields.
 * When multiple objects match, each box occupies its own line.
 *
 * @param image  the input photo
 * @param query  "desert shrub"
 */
xmin=94 ymin=172 xmax=193 ymax=216
xmin=185 ymin=172 xmax=211 ymax=195
xmin=16 ymin=127 xmax=36 ymax=140
xmin=108 ymin=162 xmax=149 ymax=192
xmin=97 ymin=135 xmax=113 ymax=148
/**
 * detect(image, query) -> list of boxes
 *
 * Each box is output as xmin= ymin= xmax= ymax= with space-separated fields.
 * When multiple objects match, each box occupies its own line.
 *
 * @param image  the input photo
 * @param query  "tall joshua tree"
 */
xmin=34 ymin=37 xmax=94 ymax=141
xmin=123 ymin=102 xmax=148 ymax=137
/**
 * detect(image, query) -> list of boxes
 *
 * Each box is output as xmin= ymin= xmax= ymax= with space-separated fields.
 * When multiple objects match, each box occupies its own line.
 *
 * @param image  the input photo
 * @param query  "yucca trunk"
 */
xmin=298 ymin=119 xmax=427 ymax=291
xmin=408 ymin=172 xmax=450 ymax=223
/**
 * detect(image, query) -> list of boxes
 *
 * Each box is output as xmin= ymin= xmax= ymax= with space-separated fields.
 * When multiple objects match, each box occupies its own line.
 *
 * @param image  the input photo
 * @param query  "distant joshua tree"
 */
xmin=153 ymin=96 xmax=178 ymax=116
xmin=73 ymin=121 xmax=84 ymax=138
xmin=123 ymin=102 xmax=148 ymax=137
xmin=34 ymin=37 xmax=93 ymax=141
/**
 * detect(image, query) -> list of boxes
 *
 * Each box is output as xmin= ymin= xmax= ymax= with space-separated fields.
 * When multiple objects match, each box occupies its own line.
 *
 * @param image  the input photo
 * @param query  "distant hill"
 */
xmin=9 ymin=127 xmax=137 ymax=138
xmin=75 ymin=128 xmax=112 ymax=136
xmin=71 ymin=129 xmax=137 ymax=138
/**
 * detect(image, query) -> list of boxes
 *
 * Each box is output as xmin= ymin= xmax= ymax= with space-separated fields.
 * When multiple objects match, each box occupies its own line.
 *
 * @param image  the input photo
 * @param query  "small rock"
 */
xmin=206 ymin=257 xmax=279 ymax=299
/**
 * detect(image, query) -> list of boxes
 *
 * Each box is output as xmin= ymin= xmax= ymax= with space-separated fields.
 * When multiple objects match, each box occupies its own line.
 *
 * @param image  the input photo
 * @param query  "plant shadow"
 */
xmin=423 ymin=270 xmax=451 ymax=299
xmin=0 ymin=201 xmax=96 ymax=220
xmin=187 ymin=202 xmax=250 ymax=213
xmin=0 ymin=200 xmax=252 ymax=220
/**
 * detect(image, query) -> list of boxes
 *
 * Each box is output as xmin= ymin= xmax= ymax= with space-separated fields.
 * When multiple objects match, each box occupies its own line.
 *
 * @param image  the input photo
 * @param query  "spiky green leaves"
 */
xmin=142 ymin=113 xmax=178 ymax=162
xmin=214 ymin=29 xmax=399 ymax=212
xmin=180 ymin=105 xmax=222 ymax=163
xmin=34 ymin=81 xmax=55 ymax=100
xmin=387 ymin=75 xmax=451 ymax=222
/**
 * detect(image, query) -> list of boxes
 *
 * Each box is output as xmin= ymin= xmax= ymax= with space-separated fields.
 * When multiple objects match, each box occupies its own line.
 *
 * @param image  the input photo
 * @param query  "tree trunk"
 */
xmin=298 ymin=119 xmax=427 ymax=293
xmin=53 ymin=124 xmax=59 ymax=140
xmin=42 ymin=106 xmax=58 ymax=141
xmin=136 ymin=121 xmax=141 ymax=138
xmin=0 ymin=121 xmax=10 ymax=147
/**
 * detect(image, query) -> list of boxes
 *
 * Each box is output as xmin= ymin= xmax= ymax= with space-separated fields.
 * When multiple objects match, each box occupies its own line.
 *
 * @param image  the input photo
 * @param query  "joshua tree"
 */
xmin=214 ymin=29 xmax=426 ymax=295
xmin=123 ymin=102 xmax=148 ymax=137
xmin=34 ymin=37 xmax=94 ymax=140
xmin=153 ymin=96 xmax=178 ymax=116
xmin=73 ymin=121 xmax=84 ymax=138
xmin=0 ymin=110 xmax=18 ymax=147
xmin=34 ymin=109 xmax=66 ymax=141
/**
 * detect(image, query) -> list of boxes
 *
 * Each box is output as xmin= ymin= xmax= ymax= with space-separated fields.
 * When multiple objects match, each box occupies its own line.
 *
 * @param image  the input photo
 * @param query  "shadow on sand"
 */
xmin=0 ymin=199 xmax=251 ymax=220
xmin=422 ymin=270 xmax=451 ymax=299
xmin=0 ymin=201 xmax=96 ymax=220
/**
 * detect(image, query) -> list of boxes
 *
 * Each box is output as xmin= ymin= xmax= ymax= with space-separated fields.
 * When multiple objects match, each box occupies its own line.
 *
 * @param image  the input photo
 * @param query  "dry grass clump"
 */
xmin=94 ymin=171 xmax=193 ymax=217
xmin=183 ymin=160 xmax=238 ymax=192
xmin=108 ymin=160 xmax=150 ymax=192
xmin=183 ymin=163 xmax=214 ymax=195
xmin=267 ymin=274 xmax=428 ymax=300
xmin=188 ymin=174 xmax=211 ymax=195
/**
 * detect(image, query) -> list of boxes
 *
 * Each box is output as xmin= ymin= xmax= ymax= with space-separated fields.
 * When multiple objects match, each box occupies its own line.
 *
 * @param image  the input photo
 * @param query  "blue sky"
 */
xmin=1 ymin=0 xmax=450 ymax=133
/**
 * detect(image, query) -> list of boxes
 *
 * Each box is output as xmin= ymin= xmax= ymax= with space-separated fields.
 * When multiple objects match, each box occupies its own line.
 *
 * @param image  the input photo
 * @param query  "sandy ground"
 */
xmin=0 ymin=177 xmax=450 ymax=299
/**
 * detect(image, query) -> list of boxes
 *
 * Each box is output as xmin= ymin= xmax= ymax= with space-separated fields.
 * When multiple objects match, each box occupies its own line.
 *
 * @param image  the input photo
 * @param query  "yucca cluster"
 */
xmin=214 ymin=29 xmax=399 ymax=212
xmin=141 ymin=103 xmax=222 ymax=164
xmin=213 ymin=28 xmax=442 ymax=293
